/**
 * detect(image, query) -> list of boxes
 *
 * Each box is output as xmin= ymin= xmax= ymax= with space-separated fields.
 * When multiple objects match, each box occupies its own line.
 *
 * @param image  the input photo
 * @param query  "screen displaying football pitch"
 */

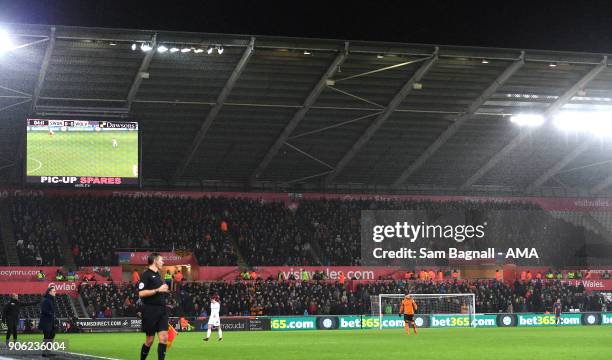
xmin=26 ymin=119 xmax=139 ymax=187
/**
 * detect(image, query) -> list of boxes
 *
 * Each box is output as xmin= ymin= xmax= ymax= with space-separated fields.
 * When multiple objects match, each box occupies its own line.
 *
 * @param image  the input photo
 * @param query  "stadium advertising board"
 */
xmin=2 ymin=281 xmax=79 ymax=296
xmin=337 ymin=315 xmax=423 ymax=329
xmin=257 ymin=266 xmax=402 ymax=281
xmin=197 ymin=266 xmax=405 ymax=281
xmin=0 ymin=266 xmax=121 ymax=282
xmin=335 ymin=315 xmax=500 ymax=329
xmin=430 ymin=314 xmax=497 ymax=328
xmin=117 ymin=252 xmax=194 ymax=265
xmin=517 ymin=313 xmax=582 ymax=326
xmin=560 ymin=279 xmax=612 ymax=291
xmin=601 ymin=313 xmax=612 ymax=325
xmin=248 ymin=317 xmax=272 ymax=331
xmin=72 ymin=318 xmax=142 ymax=331
xmin=496 ymin=314 xmax=517 ymax=327
xmin=26 ymin=119 xmax=139 ymax=188
xmin=270 ymin=317 xmax=317 ymax=331
xmin=194 ymin=317 xmax=271 ymax=332
xmin=0 ymin=319 xmax=38 ymax=332
xmin=39 ymin=313 xmax=612 ymax=333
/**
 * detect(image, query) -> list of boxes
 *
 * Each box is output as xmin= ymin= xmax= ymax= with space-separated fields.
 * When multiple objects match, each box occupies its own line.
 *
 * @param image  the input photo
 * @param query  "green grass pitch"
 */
xmin=26 ymin=131 xmax=138 ymax=178
xmin=13 ymin=327 xmax=612 ymax=360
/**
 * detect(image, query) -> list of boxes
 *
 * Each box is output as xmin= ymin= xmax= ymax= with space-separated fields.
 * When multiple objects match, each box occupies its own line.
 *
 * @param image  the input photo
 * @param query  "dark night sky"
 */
xmin=2 ymin=0 xmax=612 ymax=53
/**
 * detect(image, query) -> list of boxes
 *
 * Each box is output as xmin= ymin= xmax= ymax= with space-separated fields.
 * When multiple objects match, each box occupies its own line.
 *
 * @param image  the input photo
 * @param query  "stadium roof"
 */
xmin=2 ymin=23 xmax=612 ymax=196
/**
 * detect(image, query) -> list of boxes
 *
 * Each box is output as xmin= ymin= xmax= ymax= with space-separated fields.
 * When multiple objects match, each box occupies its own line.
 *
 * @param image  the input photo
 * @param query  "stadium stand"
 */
xmin=0 ymin=294 xmax=75 ymax=319
xmin=0 ymin=226 xmax=8 ymax=266
xmin=9 ymin=194 xmax=64 ymax=266
xmin=61 ymin=195 xmax=238 ymax=266
xmin=76 ymin=279 xmax=611 ymax=317
xmin=6 ymin=194 xmax=612 ymax=267
xmin=78 ymin=282 xmax=180 ymax=318
xmin=2 ymin=195 xmax=610 ymax=267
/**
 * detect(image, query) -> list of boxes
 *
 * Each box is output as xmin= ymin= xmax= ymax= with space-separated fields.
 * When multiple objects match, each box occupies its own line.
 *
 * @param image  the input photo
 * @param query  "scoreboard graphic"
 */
xmin=26 ymin=119 xmax=139 ymax=188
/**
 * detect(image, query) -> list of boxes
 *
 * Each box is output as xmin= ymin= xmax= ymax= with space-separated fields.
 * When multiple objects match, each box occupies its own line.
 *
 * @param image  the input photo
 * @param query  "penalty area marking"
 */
xmin=26 ymin=158 xmax=42 ymax=174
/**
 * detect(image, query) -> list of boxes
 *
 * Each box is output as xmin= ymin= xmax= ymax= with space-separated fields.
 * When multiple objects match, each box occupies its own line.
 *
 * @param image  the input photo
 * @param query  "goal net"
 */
xmin=371 ymin=293 xmax=476 ymax=329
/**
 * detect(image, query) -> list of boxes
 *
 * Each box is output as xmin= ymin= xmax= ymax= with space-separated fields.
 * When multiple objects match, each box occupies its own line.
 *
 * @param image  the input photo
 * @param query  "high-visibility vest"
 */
xmin=164 ymin=273 xmax=172 ymax=281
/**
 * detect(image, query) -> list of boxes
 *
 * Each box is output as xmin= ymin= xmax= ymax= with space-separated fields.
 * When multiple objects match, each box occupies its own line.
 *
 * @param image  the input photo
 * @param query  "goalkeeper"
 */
xmin=399 ymin=295 xmax=418 ymax=335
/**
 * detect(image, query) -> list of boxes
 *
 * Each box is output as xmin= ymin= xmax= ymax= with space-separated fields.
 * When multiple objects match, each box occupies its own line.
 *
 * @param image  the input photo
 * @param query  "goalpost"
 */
xmin=371 ymin=293 xmax=476 ymax=329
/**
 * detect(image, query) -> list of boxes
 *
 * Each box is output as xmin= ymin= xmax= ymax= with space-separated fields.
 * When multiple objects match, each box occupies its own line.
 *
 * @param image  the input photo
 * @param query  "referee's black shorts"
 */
xmin=142 ymin=304 xmax=168 ymax=336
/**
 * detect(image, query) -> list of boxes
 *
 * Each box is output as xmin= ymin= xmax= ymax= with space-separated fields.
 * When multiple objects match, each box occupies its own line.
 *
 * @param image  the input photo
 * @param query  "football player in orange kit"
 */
xmin=399 ymin=294 xmax=418 ymax=335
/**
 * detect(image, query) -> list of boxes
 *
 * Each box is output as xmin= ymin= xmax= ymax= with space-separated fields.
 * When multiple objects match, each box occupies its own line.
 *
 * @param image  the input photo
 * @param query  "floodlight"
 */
xmin=510 ymin=114 xmax=545 ymax=127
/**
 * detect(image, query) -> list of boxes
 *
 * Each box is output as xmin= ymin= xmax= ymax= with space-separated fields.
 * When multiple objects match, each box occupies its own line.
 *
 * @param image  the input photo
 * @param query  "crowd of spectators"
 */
xmin=10 ymin=193 xmax=63 ymax=265
xmin=77 ymin=278 xmax=611 ymax=318
xmin=79 ymin=282 xmax=179 ymax=318
xmin=177 ymin=280 xmax=359 ymax=316
xmin=7 ymin=194 xmax=612 ymax=267
xmin=62 ymin=195 xmax=238 ymax=266
xmin=358 ymin=278 xmax=609 ymax=313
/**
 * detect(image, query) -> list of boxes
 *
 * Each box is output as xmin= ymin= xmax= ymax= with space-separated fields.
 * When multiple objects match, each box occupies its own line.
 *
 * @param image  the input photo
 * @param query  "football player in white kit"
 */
xmin=204 ymin=294 xmax=222 ymax=341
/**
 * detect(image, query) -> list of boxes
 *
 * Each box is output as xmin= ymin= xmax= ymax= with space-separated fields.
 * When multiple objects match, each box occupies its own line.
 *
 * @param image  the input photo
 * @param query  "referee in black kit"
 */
xmin=138 ymin=253 xmax=170 ymax=360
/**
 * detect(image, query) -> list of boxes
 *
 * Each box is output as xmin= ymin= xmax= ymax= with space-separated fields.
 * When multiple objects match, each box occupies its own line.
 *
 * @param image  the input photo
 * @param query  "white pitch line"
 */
xmin=27 ymin=158 xmax=42 ymax=174
xmin=60 ymin=350 xmax=123 ymax=360
xmin=0 ymin=351 xmax=122 ymax=360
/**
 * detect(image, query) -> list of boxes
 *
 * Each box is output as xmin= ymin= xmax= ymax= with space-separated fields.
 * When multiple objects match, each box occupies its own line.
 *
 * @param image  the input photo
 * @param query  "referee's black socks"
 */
xmin=157 ymin=343 xmax=167 ymax=360
xmin=140 ymin=344 xmax=151 ymax=360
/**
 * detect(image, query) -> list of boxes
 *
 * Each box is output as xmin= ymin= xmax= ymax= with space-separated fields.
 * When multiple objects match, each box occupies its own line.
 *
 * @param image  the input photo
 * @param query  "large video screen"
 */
xmin=26 ymin=119 xmax=139 ymax=187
